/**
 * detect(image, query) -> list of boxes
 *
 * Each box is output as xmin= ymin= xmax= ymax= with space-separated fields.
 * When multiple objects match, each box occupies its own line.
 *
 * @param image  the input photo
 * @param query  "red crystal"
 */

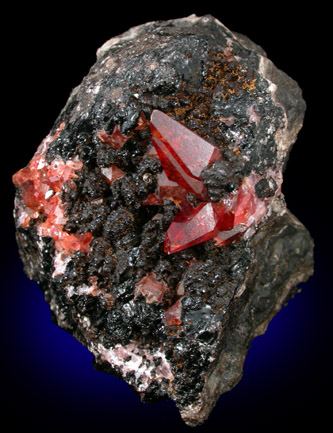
xmin=97 ymin=125 xmax=128 ymax=149
xmin=212 ymin=200 xmax=235 ymax=232
xmin=150 ymin=110 xmax=222 ymax=200
xmin=134 ymin=273 xmax=168 ymax=304
xmin=164 ymin=298 xmax=183 ymax=326
xmin=152 ymin=135 xmax=207 ymax=200
xmin=234 ymin=173 xmax=266 ymax=226
xmin=20 ymin=180 xmax=44 ymax=211
xmin=164 ymin=201 xmax=233 ymax=254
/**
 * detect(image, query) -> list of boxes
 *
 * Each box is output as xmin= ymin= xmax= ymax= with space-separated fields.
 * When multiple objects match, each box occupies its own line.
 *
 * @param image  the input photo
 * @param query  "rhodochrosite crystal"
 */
xmin=12 ymin=15 xmax=313 ymax=427
xmin=150 ymin=110 xmax=222 ymax=200
xmin=165 ymin=202 xmax=220 ymax=254
xmin=164 ymin=201 xmax=235 ymax=254
xmin=13 ymin=124 xmax=92 ymax=254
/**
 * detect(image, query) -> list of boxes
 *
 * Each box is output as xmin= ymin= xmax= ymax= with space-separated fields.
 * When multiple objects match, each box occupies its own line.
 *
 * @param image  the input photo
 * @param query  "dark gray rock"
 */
xmin=12 ymin=14 xmax=313 ymax=426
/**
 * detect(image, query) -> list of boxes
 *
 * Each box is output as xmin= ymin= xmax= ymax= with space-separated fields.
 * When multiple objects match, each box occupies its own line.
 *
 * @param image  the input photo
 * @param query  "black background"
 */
xmin=1 ymin=3 xmax=330 ymax=432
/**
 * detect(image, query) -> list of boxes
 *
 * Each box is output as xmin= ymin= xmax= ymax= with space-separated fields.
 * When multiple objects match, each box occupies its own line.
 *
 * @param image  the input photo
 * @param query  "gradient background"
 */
xmin=2 ymin=4 xmax=330 ymax=432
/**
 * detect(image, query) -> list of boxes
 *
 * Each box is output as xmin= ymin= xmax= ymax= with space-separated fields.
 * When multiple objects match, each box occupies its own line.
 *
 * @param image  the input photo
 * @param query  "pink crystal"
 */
xmin=101 ymin=165 xmax=126 ymax=184
xmin=12 ymin=126 xmax=92 ymax=255
xmin=164 ymin=298 xmax=183 ymax=326
xmin=234 ymin=173 xmax=266 ymax=227
xmin=134 ymin=273 xmax=168 ymax=304
xmin=54 ymin=231 xmax=92 ymax=254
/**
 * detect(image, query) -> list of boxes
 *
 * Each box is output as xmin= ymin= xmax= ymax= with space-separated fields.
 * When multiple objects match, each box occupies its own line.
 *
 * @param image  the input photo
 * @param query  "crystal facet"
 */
xmin=134 ymin=273 xmax=168 ymax=304
xmin=101 ymin=165 xmax=126 ymax=184
xmin=165 ymin=202 xmax=223 ymax=254
xmin=141 ymin=193 xmax=164 ymax=206
xmin=234 ymin=173 xmax=266 ymax=226
xmin=150 ymin=110 xmax=222 ymax=200
xmin=97 ymin=125 xmax=129 ymax=149
xmin=164 ymin=298 xmax=183 ymax=326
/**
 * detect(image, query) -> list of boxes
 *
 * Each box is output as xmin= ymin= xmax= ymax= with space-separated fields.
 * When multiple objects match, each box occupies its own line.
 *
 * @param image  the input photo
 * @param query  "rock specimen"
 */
xmin=12 ymin=15 xmax=314 ymax=426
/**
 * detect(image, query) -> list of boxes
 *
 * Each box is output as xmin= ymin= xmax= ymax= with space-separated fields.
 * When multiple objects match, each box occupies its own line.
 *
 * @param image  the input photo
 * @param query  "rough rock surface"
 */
xmin=12 ymin=15 xmax=313 ymax=426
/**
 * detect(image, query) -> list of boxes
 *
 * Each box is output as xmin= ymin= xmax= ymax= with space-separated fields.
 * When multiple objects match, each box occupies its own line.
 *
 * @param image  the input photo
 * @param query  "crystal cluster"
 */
xmin=146 ymin=110 xmax=276 ymax=254
xmin=13 ymin=123 xmax=92 ymax=254
xmin=12 ymin=15 xmax=313 ymax=427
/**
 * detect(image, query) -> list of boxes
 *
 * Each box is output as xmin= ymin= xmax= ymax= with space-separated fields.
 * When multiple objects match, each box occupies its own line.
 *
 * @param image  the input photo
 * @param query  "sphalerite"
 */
xmin=12 ymin=15 xmax=314 ymax=427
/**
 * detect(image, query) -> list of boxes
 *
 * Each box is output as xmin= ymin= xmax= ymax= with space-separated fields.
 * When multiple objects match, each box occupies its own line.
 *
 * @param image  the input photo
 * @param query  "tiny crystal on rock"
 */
xmin=134 ymin=273 xmax=168 ymax=304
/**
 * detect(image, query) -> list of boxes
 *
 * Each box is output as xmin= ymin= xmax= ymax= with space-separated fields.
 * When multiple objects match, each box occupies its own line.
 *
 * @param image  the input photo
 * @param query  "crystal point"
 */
xmin=164 ymin=202 xmax=222 ymax=254
xmin=164 ymin=298 xmax=183 ymax=326
xmin=135 ymin=273 xmax=168 ymax=304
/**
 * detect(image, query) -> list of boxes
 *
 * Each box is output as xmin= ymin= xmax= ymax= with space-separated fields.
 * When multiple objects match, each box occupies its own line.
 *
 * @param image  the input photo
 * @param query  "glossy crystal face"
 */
xmin=147 ymin=109 xmax=269 ymax=254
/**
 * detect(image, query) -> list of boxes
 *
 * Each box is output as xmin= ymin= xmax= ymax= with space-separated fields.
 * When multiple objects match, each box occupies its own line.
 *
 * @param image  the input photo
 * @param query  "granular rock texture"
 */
xmin=12 ymin=15 xmax=314 ymax=426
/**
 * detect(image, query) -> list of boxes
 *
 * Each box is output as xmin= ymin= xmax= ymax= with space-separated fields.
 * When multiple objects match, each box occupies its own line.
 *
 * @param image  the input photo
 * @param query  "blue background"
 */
xmin=2 ymin=4 xmax=330 ymax=432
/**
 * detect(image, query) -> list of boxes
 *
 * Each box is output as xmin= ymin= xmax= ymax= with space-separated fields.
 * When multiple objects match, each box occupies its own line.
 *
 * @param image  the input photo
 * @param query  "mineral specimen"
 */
xmin=12 ymin=15 xmax=314 ymax=426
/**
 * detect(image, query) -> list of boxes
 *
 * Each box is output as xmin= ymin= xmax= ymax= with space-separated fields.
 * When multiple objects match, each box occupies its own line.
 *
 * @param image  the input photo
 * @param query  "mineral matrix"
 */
xmin=12 ymin=15 xmax=314 ymax=426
